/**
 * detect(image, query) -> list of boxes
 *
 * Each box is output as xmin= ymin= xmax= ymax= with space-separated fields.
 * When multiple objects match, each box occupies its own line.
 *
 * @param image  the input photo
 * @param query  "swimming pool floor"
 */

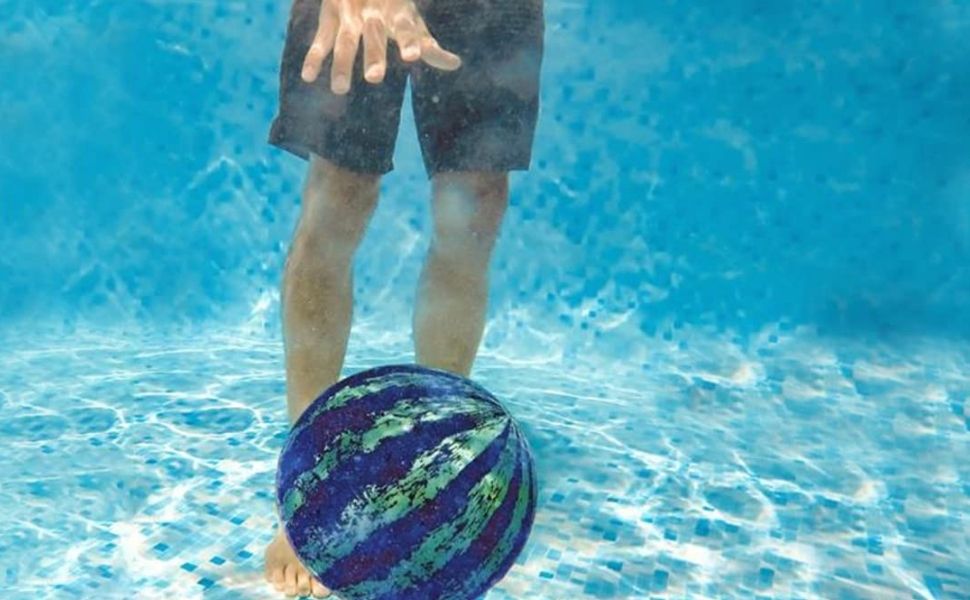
xmin=0 ymin=327 xmax=968 ymax=599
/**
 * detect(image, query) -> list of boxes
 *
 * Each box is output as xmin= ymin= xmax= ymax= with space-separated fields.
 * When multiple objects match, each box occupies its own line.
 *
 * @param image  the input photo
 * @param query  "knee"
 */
xmin=431 ymin=172 xmax=509 ymax=253
xmin=307 ymin=155 xmax=381 ymax=203
xmin=295 ymin=157 xmax=381 ymax=258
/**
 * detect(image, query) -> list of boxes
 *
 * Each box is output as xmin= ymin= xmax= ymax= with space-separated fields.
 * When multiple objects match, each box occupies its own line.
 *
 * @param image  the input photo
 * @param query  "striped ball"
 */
xmin=276 ymin=364 xmax=537 ymax=600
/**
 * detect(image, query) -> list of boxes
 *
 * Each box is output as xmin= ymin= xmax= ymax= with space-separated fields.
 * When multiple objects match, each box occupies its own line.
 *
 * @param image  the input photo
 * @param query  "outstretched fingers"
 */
xmin=330 ymin=15 xmax=362 ymax=94
xmin=389 ymin=8 xmax=421 ymax=61
xmin=390 ymin=6 xmax=461 ymax=70
xmin=302 ymin=1 xmax=339 ymax=83
xmin=418 ymin=35 xmax=461 ymax=71
xmin=362 ymin=8 xmax=388 ymax=83
xmin=303 ymin=0 xmax=461 ymax=94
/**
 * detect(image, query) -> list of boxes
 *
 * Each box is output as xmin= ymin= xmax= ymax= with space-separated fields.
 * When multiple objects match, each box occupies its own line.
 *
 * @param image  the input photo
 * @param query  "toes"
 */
xmin=296 ymin=568 xmax=311 ymax=597
xmin=311 ymin=578 xmax=331 ymax=598
xmin=272 ymin=568 xmax=286 ymax=592
xmin=284 ymin=564 xmax=299 ymax=597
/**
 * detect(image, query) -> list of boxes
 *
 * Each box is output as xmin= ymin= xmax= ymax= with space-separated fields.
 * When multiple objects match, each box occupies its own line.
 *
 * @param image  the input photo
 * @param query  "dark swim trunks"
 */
xmin=268 ymin=0 xmax=544 ymax=176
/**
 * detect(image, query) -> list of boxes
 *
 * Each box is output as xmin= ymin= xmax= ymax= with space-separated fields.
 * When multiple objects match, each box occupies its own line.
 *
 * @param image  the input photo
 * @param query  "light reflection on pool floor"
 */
xmin=0 ymin=326 xmax=967 ymax=599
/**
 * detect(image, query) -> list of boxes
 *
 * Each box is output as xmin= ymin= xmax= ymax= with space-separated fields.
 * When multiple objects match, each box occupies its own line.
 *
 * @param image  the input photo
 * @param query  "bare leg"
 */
xmin=413 ymin=172 xmax=510 ymax=377
xmin=280 ymin=157 xmax=380 ymax=421
xmin=265 ymin=156 xmax=380 ymax=598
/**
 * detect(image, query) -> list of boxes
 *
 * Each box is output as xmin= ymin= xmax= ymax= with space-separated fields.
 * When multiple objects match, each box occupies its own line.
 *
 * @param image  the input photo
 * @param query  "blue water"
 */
xmin=2 ymin=0 xmax=969 ymax=598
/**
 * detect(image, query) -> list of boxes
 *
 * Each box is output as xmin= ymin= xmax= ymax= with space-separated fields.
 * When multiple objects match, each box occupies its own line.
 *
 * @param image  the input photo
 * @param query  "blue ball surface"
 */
xmin=276 ymin=364 xmax=537 ymax=600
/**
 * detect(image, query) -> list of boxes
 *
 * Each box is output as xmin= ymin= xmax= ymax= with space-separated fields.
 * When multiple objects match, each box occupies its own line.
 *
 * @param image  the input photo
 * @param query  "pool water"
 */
xmin=3 ymin=330 xmax=969 ymax=598
xmin=2 ymin=1 xmax=969 ymax=599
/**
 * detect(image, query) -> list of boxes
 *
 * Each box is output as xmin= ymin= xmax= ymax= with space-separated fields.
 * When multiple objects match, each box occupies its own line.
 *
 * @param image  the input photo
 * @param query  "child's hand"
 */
xmin=302 ymin=0 xmax=462 ymax=94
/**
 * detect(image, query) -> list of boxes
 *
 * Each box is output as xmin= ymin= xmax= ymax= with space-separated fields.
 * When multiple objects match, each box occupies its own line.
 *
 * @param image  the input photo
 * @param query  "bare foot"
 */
xmin=264 ymin=529 xmax=331 ymax=598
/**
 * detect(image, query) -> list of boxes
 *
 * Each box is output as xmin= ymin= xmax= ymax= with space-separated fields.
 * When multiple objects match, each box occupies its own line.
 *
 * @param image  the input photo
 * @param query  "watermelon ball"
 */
xmin=275 ymin=364 xmax=538 ymax=600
